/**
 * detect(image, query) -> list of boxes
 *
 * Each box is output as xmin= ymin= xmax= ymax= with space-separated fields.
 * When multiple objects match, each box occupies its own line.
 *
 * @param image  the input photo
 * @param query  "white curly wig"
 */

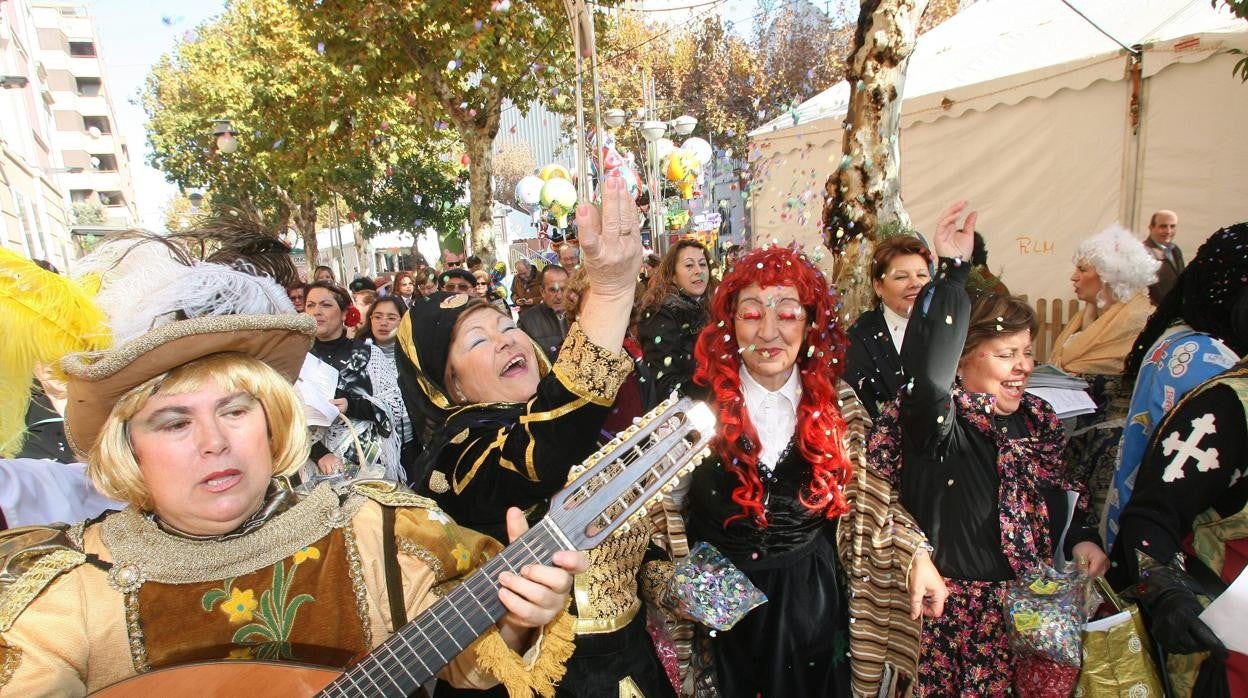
xmin=1074 ymin=223 xmax=1161 ymax=305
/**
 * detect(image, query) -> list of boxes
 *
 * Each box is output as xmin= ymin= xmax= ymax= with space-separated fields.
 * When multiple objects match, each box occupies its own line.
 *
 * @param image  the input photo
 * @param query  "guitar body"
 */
xmin=89 ymin=661 xmax=344 ymax=697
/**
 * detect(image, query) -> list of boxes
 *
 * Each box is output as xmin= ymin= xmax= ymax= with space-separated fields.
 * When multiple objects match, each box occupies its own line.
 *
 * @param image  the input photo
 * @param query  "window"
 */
xmin=90 ymin=154 xmax=117 ymax=171
xmin=75 ymin=77 xmax=101 ymax=96
xmin=10 ymin=190 xmax=45 ymax=259
xmin=98 ymin=191 xmax=125 ymax=207
xmin=70 ymin=189 xmax=94 ymax=204
xmin=69 ymin=42 xmax=96 ymax=57
xmin=83 ymin=115 xmax=111 ymax=135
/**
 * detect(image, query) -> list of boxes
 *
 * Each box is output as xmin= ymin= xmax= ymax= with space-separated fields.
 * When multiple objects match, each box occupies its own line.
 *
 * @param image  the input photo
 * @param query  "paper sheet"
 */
xmin=296 ymin=354 xmax=341 ymax=428
xmin=1026 ymin=387 xmax=1098 ymax=418
xmin=1051 ymin=491 xmax=1081 ymax=570
xmin=1200 ymin=567 xmax=1248 ymax=655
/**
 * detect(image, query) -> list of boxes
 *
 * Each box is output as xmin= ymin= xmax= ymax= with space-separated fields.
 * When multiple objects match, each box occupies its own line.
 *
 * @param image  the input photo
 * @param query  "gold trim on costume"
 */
xmin=98 ymin=484 xmax=363 ymax=586
xmin=470 ymin=604 xmax=575 ymax=698
xmin=550 ymin=323 xmax=633 ymax=407
xmin=398 ymin=538 xmax=445 ymax=581
xmin=0 ymin=548 xmax=86 ymax=632
xmin=397 ymin=312 xmax=452 ymax=410
xmin=618 ymin=677 xmax=645 ymax=698
xmin=340 ymin=522 xmax=373 ymax=649
xmin=351 ymin=480 xmax=440 ymax=511
xmin=124 ymin=590 xmax=151 ymax=674
xmin=0 ymin=641 xmax=21 ymax=688
xmin=571 ymin=523 xmax=649 ymax=636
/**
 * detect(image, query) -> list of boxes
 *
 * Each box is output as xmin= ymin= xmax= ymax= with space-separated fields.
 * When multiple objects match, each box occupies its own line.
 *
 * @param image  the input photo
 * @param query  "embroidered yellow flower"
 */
xmin=223 ymin=588 xmax=258 ymax=624
xmin=293 ymin=546 xmax=321 ymax=565
xmin=451 ymin=543 xmax=472 ymax=572
xmin=226 ymin=648 xmax=254 ymax=661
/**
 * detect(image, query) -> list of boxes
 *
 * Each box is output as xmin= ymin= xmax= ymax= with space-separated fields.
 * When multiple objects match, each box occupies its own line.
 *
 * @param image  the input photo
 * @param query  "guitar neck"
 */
xmin=318 ymin=519 xmax=566 ymax=698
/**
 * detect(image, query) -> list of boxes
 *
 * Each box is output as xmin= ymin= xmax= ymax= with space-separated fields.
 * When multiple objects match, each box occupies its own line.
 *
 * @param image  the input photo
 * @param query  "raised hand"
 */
xmin=575 ymin=173 xmax=643 ymax=300
xmin=932 ymin=200 xmax=977 ymax=261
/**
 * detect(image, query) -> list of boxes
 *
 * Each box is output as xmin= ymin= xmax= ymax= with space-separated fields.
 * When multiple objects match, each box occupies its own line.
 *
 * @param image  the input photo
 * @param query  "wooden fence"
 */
xmin=1030 ymin=297 xmax=1081 ymax=364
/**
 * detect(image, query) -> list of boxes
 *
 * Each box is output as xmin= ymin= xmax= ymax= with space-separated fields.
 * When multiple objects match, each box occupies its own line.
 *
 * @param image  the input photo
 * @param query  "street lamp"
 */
xmin=639 ymin=120 xmax=667 ymax=143
xmin=603 ymin=108 xmax=627 ymax=129
xmin=212 ymin=119 xmax=239 ymax=154
xmin=188 ymin=191 xmax=204 ymax=212
xmin=672 ymin=114 xmax=698 ymax=136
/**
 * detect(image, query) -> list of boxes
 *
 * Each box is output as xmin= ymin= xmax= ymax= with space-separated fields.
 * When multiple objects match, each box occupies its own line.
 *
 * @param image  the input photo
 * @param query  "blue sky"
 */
xmin=88 ymin=0 xmax=845 ymax=231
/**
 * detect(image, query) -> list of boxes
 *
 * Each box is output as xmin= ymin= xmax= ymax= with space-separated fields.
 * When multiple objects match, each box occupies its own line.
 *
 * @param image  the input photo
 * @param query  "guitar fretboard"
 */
xmin=317 ymin=519 xmax=565 ymax=697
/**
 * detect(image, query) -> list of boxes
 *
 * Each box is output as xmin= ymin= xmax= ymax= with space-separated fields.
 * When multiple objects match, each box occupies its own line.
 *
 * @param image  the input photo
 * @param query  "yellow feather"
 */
xmin=0 ymin=248 xmax=110 ymax=457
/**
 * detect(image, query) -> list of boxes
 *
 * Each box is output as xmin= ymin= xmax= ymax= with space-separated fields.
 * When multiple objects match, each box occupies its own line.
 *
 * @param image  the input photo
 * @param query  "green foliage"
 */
xmin=142 ymin=0 xmax=455 ymax=249
xmin=338 ymin=153 xmax=469 ymax=239
xmin=292 ymin=0 xmax=623 ymax=257
xmin=71 ymin=202 xmax=106 ymax=226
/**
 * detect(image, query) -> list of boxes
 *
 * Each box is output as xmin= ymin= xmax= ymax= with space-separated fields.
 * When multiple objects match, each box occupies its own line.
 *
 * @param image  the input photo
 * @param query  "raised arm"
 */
xmin=899 ymin=202 xmax=977 ymax=452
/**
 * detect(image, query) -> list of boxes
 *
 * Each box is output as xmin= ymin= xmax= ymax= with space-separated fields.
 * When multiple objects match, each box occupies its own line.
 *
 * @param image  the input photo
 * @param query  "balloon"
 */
xmin=681 ymin=137 xmax=712 ymax=168
xmin=617 ymin=166 xmax=640 ymax=199
xmin=603 ymin=148 xmax=623 ymax=173
xmin=539 ymin=163 xmax=571 ymax=181
xmin=676 ymin=177 xmax=696 ymax=200
xmin=679 ymin=147 xmax=702 ymax=172
xmin=540 ymin=178 xmax=577 ymax=228
xmin=515 ymin=175 xmax=544 ymax=206
xmin=665 ymin=152 xmax=690 ymax=183
xmin=654 ymin=138 xmax=676 ymax=164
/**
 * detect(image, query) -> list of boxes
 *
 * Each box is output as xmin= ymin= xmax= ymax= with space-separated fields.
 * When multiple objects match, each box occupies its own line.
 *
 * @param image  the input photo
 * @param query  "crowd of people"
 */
xmin=0 ymin=188 xmax=1244 ymax=698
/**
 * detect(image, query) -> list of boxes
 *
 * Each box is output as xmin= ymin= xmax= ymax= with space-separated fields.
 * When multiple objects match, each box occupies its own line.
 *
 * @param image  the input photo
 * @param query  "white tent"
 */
xmin=748 ymin=0 xmax=1248 ymax=303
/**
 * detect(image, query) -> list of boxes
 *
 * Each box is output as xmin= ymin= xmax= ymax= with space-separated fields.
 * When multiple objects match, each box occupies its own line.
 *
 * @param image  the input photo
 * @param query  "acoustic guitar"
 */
xmin=91 ymin=396 xmax=715 ymax=697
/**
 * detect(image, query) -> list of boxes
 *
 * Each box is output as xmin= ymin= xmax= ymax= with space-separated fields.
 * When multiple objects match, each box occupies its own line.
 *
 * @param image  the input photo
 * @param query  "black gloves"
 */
xmin=1131 ymin=553 xmax=1227 ymax=658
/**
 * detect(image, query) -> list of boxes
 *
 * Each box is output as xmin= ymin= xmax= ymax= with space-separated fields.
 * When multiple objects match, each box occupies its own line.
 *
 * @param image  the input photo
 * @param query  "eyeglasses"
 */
xmin=443 ymin=281 xmax=474 ymax=293
xmin=735 ymin=299 xmax=806 ymax=328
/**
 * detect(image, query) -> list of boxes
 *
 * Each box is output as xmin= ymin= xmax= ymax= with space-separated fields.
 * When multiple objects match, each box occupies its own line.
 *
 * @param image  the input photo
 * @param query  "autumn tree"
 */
xmin=492 ymin=140 xmax=537 ymax=210
xmin=143 ymin=0 xmax=442 ymax=264
xmin=295 ymin=0 xmax=623 ymax=262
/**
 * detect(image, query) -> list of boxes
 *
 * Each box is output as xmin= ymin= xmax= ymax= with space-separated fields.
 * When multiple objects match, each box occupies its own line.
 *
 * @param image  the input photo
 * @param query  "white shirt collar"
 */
xmin=880 ymin=304 xmax=909 ymax=355
xmin=739 ymin=365 xmax=801 ymax=471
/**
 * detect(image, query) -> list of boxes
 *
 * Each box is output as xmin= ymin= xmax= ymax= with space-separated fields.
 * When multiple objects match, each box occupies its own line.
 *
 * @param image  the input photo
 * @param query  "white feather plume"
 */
xmin=74 ymin=237 xmax=295 ymax=345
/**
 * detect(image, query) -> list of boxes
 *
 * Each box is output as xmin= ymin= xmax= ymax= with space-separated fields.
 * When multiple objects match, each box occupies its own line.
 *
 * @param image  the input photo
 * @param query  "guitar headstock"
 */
xmin=547 ymin=395 xmax=715 ymax=550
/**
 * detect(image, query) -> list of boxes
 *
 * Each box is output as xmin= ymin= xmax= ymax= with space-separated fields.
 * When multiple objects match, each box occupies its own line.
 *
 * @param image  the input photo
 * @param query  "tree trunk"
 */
xmin=463 ymin=128 xmax=497 ymax=263
xmin=822 ymin=0 xmax=929 ymax=319
xmin=294 ymin=196 xmax=319 ymax=273
xmin=353 ymin=219 xmax=369 ymax=276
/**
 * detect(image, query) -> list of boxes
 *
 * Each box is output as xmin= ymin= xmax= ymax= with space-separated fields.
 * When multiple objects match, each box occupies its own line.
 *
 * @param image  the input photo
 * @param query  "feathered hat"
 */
xmin=55 ymin=217 xmax=315 ymax=456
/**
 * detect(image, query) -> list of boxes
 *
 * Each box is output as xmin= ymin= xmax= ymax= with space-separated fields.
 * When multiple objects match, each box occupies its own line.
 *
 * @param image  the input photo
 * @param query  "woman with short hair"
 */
xmin=844 ymin=235 xmax=933 ymax=418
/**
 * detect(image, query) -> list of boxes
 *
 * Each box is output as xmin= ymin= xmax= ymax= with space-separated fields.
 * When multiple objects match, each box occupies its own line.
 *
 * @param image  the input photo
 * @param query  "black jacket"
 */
xmin=517 ymin=303 xmax=567 ymax=362
xmin=844 ymin=307 xmax=905 ymax=420
xmin=637 ymin=290 xmax=710 ymax=401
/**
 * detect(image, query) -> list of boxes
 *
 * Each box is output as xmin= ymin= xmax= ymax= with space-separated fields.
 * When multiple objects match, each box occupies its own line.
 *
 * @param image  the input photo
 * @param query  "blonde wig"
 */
xmin=89 ymin=352 xmax=308 ymax=509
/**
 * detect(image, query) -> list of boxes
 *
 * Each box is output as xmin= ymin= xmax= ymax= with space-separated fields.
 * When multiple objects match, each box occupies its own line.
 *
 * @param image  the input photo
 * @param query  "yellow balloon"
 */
xmin=539 ymin=163 xmax=571 ymax=181
xmin=676 ymin=178 xmax=695 ymax=200
xmin=665 ymin=153 xmax=688 ymax=183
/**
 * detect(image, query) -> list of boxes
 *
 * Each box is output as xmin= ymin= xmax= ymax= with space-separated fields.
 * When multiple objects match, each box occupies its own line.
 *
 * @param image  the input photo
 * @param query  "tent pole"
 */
xmin=1120 ymin=47 xmax=1145 ymax=231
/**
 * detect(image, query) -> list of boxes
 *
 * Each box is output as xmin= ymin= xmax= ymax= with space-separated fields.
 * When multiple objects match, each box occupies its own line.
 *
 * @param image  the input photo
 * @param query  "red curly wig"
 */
xmin=693 ymin=245 xmax=853 ymax=527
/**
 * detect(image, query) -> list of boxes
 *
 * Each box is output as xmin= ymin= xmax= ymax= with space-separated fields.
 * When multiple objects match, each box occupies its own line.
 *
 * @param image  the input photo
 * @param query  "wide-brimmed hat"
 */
xmin=61 ymin=313 xmax=315 ymax=455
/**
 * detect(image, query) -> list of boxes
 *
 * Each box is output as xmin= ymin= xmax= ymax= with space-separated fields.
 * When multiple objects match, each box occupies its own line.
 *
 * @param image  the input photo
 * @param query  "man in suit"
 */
xmin=518 ymin=264 xmax=569 ymax=361
xmin=1144 ymin=210 xmax=1184 ymax=305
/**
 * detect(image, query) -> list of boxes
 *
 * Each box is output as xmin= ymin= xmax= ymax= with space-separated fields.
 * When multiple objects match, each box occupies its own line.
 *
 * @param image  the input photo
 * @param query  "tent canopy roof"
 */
xmin=751 ymin=0 xmax=1245 ymax=138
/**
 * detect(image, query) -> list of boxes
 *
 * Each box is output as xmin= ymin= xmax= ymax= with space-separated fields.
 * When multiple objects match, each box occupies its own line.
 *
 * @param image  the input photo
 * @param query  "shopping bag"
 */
xmin=1075 ymin=576 xmax=1164 ymax=697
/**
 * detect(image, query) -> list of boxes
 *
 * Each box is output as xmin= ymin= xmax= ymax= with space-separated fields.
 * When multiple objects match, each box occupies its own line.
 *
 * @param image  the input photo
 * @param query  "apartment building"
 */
xmin=0 ymin=0 xmax=75 ymax=269
xmin=32 ymin=1 xmax=139 ymax=228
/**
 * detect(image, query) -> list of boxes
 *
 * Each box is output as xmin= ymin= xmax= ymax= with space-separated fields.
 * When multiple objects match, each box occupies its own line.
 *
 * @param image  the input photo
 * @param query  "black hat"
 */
xmin=438 ymin=268 xmax=476 ymax=290
xmin=348 ymin=276 xmax=377 ymax=292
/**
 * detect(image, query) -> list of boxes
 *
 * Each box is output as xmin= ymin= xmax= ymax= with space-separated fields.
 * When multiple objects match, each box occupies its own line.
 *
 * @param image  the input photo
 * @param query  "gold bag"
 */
xmin=1076 ymin=577 xmax=1164 ymax=697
